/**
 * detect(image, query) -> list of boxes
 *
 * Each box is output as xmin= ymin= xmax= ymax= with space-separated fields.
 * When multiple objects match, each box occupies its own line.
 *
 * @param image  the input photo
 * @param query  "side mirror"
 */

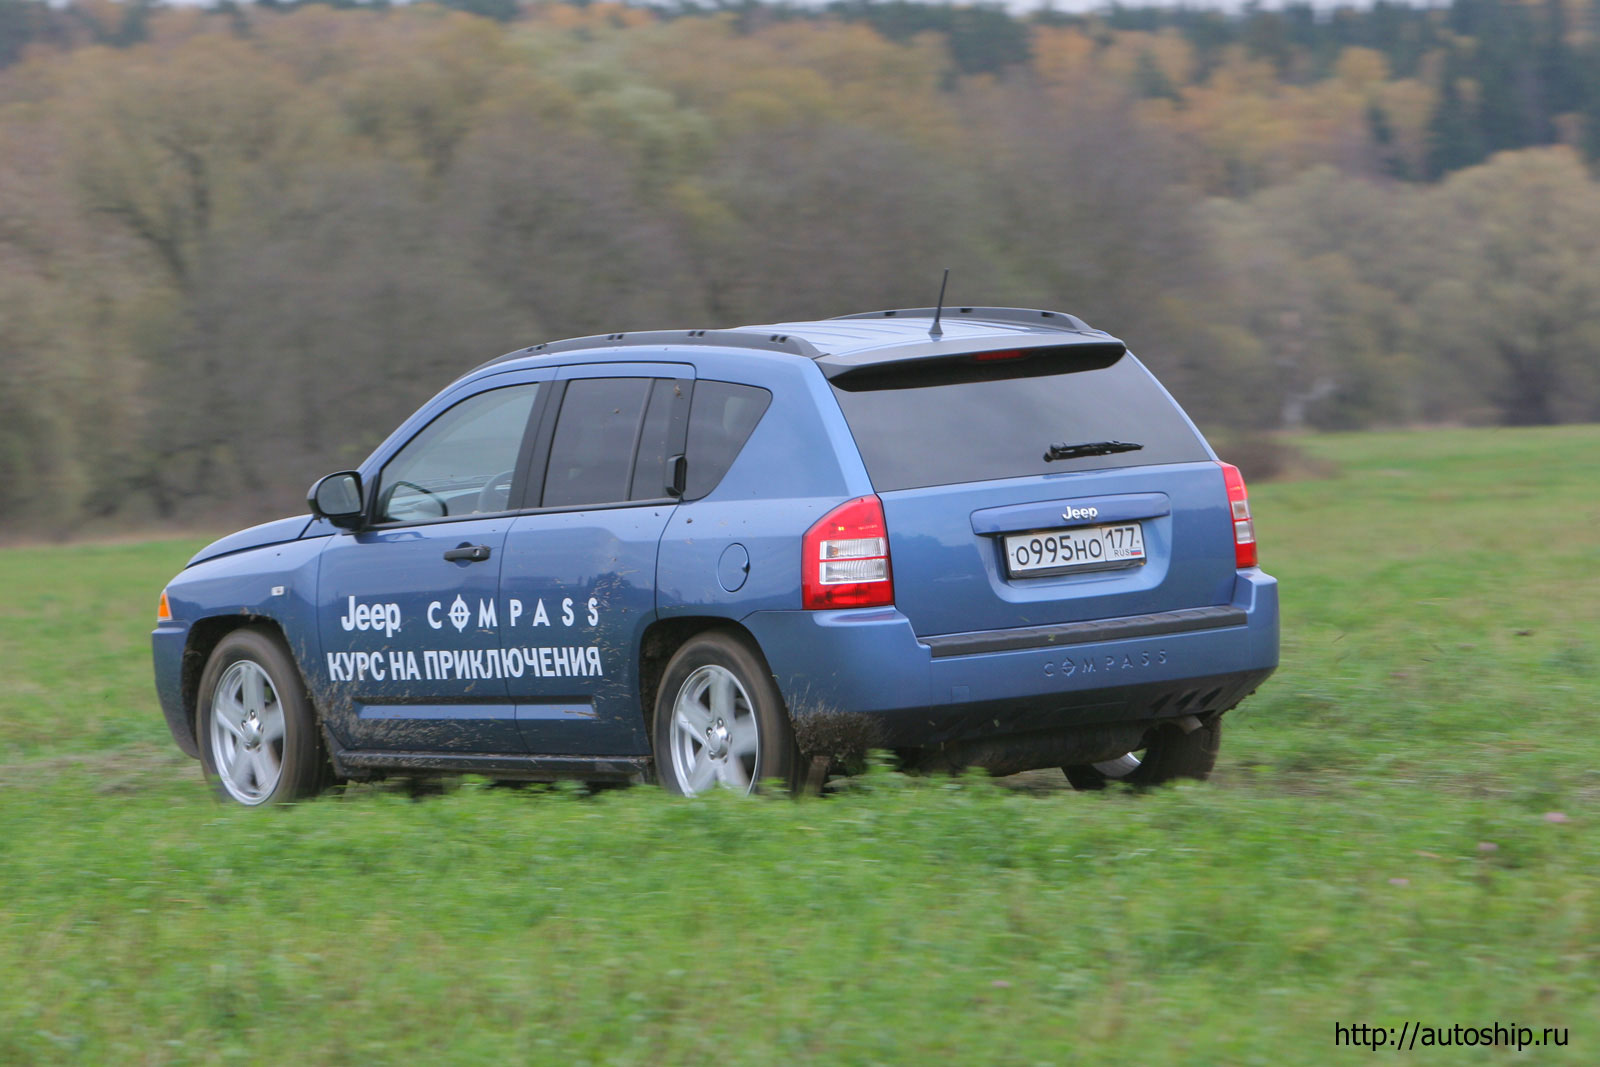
xmin=308 ymin=471 xmax=365 ymax=529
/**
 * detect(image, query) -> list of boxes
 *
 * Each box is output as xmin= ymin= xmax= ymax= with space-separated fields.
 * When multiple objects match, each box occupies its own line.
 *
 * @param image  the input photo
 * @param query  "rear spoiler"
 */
xmin=821 ymin=336 xmax=1128 ymax=388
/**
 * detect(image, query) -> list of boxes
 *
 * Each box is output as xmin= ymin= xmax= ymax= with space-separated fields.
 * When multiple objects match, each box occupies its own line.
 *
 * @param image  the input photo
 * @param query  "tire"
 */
xmin=196 ymin=627 xmax=327 ymax=806
xmin=1063 ymin=720 xmax=1222 ymax=790
xmin=652 ymin=631 xmax=800 ymax=796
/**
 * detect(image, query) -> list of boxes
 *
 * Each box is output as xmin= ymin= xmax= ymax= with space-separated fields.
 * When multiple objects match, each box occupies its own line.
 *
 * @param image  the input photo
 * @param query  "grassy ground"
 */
xmin=1 ymin=426 xmax=1596 ymax=1064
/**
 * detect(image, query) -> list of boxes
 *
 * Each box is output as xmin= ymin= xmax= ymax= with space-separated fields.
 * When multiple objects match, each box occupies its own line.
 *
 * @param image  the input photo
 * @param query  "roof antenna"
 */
xmin=929 ymin=267 xmax=950 ymax=340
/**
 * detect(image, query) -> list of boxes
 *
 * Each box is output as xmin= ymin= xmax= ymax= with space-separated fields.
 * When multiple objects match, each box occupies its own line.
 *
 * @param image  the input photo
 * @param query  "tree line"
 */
xmin=9 ymin=0 xmax=1600 ymax=181
xmin=0 ymin=1 xmax=1597 ymax=533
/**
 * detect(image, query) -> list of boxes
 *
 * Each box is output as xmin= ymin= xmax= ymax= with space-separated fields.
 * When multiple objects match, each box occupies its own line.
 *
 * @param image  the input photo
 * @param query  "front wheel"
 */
xmin=1064 ymin=720 xmax=1222 ymax=790
xmin=653 ymin=632 xmax=799 ymax=796
xmin=197 ymin=628 xmax=328 ymax=806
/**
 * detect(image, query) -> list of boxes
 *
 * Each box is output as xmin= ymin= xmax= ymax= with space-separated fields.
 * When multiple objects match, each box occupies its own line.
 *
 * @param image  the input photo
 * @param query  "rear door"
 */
xmin=499 ymin=363 xmax=691 ymax=755
xmin=827 ymin=349 xmax=1236 ymax=637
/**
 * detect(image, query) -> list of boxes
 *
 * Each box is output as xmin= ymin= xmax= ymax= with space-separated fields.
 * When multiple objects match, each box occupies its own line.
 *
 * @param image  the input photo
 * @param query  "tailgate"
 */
xmin=881 ymin=462 xmax=1237 ymax=638
xmin=826 ymin=341 xmax=1237 ymax=639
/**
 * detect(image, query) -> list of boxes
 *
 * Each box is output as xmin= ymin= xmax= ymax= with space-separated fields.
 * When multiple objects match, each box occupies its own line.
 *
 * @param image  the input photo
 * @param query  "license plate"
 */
xmin=1003 ymin=522 xmax=1145 ymax=577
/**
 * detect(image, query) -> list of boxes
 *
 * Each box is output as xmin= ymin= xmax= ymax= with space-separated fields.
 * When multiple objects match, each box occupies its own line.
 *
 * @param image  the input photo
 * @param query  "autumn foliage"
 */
xmin=1 ymin=0 xmax=1597 ymax=531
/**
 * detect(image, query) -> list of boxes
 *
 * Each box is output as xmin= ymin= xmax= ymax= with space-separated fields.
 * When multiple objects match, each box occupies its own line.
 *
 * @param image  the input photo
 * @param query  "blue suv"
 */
xmin=152 ymin=307 xmax=1278 ymax=804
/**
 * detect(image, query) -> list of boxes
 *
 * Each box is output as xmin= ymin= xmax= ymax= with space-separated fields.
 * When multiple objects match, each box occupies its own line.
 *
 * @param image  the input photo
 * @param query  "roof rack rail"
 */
xmin=476 ymin=328 xmax=824 ymax=371
xmin=832 ymin=306 xmax=1096 ymax=334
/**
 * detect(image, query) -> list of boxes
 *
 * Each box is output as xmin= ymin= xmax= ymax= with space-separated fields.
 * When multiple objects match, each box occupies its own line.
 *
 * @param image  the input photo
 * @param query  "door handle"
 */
xmin=443 ymin=544 xmax=492 ymax=563
xmin=667 ymin=454 xmax=687 ymax=498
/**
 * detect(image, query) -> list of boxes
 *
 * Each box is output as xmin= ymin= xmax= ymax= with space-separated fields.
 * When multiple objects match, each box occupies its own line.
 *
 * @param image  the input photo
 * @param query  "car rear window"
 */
xmin=829 ymin=352 xmax=1209 ymax=492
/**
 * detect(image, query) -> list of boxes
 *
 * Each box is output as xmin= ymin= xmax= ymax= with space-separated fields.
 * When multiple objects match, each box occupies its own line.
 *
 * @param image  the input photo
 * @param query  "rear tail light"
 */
xmin=802 ymin=495 xmax=894 ymax=609
xmin=1218 ymin=462 xmax=1257 ymax=568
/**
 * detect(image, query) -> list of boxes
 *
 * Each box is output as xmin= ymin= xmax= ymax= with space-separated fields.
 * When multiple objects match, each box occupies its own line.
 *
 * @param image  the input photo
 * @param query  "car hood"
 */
xmin=188 ymin=515 xmax=315 ymax=567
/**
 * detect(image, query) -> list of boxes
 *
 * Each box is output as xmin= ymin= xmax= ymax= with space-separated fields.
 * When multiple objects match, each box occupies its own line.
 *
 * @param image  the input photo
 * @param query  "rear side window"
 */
xmin=685 ymin=381 xmax=771 ymax=499
xmin=630 ymin=379 xmax=688 ymax=501
xmin=542 ymin=378 xmax=651 ymax=507
xmin=830 ymin=353 xmax=1208 ymax=492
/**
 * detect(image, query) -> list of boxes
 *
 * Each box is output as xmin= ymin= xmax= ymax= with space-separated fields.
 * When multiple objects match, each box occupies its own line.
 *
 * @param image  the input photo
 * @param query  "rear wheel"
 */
xmin=1064 ymin=720 xmax=1221 ymax=789
xmin=653 ymin=632 xmax=799 ymax=796
xmin=197 ymin=628 xmax=327 ymax=806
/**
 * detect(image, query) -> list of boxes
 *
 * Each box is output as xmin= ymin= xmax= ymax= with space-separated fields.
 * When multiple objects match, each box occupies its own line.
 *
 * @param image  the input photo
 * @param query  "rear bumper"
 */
xmin=744 ymin=569 xmax=1277 ymax=752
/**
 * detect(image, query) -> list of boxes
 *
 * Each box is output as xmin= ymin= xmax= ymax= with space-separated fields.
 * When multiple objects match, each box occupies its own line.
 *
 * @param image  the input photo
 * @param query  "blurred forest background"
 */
xmin=1 ymin=0 xmax=1598 ymax=533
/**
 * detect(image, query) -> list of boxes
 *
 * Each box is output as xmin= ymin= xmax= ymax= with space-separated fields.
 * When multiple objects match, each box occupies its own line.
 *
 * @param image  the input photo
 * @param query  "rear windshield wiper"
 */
xmin=1043 ymin=440 xmax=1144 ymax=462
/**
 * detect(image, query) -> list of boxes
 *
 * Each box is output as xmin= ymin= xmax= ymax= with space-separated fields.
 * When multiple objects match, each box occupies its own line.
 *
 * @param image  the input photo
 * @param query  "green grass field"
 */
xmin=2 ymin=427 xmax=1596 ymax=1064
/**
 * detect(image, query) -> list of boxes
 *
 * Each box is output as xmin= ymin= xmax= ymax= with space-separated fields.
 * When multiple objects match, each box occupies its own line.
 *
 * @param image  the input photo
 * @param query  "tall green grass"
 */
xmin=1 ymin=427 xmax=1596 ymax=1064
xmin=0 ymin=538 xmax=209 ymax=761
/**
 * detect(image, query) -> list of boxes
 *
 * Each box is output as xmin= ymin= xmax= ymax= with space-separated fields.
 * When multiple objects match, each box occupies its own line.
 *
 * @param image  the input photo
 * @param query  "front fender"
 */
xmin=153 ymin=534 xmax=332 ymax=756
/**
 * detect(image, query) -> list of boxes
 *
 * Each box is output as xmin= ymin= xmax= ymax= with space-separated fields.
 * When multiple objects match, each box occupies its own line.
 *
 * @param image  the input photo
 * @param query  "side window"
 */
xmin=376 ymin=384 xmax=539 ymax=524
xmin=542 ymin=378 xmax=651 ymax=508
xmin=684 ymin=381 xmax=772 ymax=500
xmin=630 ymin=378 xmax=688 ymax=501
